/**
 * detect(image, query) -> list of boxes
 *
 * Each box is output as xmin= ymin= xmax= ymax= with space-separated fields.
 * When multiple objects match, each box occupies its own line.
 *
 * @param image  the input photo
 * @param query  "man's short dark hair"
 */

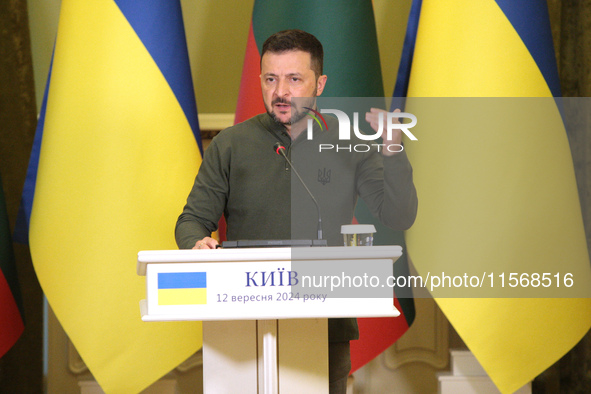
xmin=261 ymin=29 xmax=324 ymax=77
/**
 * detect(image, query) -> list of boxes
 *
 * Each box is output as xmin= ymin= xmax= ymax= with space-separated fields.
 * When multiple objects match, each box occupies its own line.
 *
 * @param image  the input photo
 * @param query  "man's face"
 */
xmin=260 ymin=50 xmax=327 ymax=128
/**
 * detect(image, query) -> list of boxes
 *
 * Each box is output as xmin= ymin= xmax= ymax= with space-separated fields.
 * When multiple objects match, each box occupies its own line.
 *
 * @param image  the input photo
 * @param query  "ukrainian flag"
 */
xmin=158 ymin=272 xmax=207 ymax=306
xmin=27 ymin=1 xmax=202 ymax=392
xmin=400 ymin=1 xmax=591 ymax=393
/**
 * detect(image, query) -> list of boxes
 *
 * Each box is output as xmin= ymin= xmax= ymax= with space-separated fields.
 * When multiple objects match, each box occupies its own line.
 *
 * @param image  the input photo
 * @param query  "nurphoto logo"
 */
xmin=305 ymin=108 xmax=418 ymax=153
xmin=304 ymin=106 xmax=328 ymax=131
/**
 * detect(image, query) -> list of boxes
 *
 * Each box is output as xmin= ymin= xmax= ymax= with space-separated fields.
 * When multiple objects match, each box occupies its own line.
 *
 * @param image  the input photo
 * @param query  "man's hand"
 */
xmin=365 ymin=108 xmax=403 ymax=156
xmin=193 ymin=237 xmax=219 ymax=250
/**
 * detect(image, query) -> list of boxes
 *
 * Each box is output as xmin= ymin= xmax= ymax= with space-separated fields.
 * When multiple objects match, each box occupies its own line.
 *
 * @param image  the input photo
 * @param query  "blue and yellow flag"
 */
xmin=158 ymin=272 xmax=207 ymax=306
xmin=399 ymin=1 xmax=591 ymax=393
xmin=27 ymin=1 xmax=202 ymax=392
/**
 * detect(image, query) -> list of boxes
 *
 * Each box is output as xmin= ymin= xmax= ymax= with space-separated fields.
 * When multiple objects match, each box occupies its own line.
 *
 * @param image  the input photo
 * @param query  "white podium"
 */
xmin=137 ymin=246 xmax=402 ymax=394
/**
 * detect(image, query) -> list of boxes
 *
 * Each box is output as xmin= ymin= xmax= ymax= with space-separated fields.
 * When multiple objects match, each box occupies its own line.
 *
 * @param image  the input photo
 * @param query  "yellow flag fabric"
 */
xmin=29 ymin=1 xmax=202 ymax=393
xmin=405 ymin=1 xmax=591 ymax=393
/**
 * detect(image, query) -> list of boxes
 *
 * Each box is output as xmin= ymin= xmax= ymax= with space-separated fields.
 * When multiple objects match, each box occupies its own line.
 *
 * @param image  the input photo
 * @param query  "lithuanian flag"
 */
xmin=232 ymin=0 xmax=415 ymax=373
xmin=0 ymin=174 xmax=24 ymax=358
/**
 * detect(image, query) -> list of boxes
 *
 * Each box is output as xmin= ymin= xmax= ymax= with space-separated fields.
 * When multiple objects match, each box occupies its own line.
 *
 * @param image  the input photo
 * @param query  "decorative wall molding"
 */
xmin=383 ymin=297 xmax=449 ymax=370
xmin=198 ymin=113 xmax=234 ymax=132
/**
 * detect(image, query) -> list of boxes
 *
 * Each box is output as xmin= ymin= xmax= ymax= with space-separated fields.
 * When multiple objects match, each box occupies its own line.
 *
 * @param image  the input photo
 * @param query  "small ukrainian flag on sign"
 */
xmin=158 ymin=272 xmax=207 ymax=305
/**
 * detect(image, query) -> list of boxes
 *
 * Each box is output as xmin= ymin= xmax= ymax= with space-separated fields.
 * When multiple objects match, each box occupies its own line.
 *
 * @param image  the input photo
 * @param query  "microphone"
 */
xmin=273 ymin=142 xmax=323 ymax=241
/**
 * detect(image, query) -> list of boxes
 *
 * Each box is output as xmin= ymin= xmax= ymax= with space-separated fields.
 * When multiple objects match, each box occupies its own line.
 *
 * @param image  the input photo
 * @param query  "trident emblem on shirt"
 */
xmin=318 ymin=168 xmax=331 ymax=185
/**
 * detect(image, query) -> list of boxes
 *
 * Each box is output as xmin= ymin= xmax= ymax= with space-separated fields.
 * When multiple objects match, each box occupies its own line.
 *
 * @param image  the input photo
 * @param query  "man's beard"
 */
xmin=266 ymin=96 xmax=317 ymax=126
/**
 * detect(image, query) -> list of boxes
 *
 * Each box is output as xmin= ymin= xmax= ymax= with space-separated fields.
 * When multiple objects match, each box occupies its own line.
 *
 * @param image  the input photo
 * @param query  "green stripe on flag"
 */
xmin=251 ymin=0 xmax=384 ymax=97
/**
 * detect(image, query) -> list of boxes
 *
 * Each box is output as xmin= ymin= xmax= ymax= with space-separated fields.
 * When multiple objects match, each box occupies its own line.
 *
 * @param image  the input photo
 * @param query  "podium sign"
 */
xmin=137 ymin=246 xmax=402 ymax=394
xmin=138 ymin=246 xmax=401 ymax=322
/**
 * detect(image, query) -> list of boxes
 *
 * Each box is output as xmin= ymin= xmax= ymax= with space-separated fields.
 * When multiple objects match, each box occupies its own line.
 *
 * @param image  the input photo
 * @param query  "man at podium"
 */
xmin=176 ymin=29 xmax=417 ymax=393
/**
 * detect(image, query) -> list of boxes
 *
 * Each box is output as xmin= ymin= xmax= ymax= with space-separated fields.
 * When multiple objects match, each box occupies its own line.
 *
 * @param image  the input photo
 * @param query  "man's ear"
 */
xmin=316 ymin=75 xmax=327 ymax=96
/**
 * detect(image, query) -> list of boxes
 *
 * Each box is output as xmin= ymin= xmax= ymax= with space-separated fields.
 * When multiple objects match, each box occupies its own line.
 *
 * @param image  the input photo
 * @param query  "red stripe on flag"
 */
xmin=0 ymin=270 xmax=24 ymax=358
xmin=234 ymin=22 xmax=265 ymax=124
xmin=351 ymin=296 xmax=410 ymax=373
xmin=351 ymin=214 xmax=412 ymax=371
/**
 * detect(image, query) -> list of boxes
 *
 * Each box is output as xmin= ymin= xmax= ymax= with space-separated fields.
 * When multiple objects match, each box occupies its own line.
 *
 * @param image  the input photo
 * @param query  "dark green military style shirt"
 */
xmin=176 ymin=112 xmax=417 ymax=341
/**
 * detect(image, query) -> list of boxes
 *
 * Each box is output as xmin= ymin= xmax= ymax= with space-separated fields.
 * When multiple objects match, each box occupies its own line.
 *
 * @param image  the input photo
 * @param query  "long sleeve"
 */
xmin=175 ymin=138 xmax=228 ymax=249
xmin=356 ymin=149 xmax=418 ymax=231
